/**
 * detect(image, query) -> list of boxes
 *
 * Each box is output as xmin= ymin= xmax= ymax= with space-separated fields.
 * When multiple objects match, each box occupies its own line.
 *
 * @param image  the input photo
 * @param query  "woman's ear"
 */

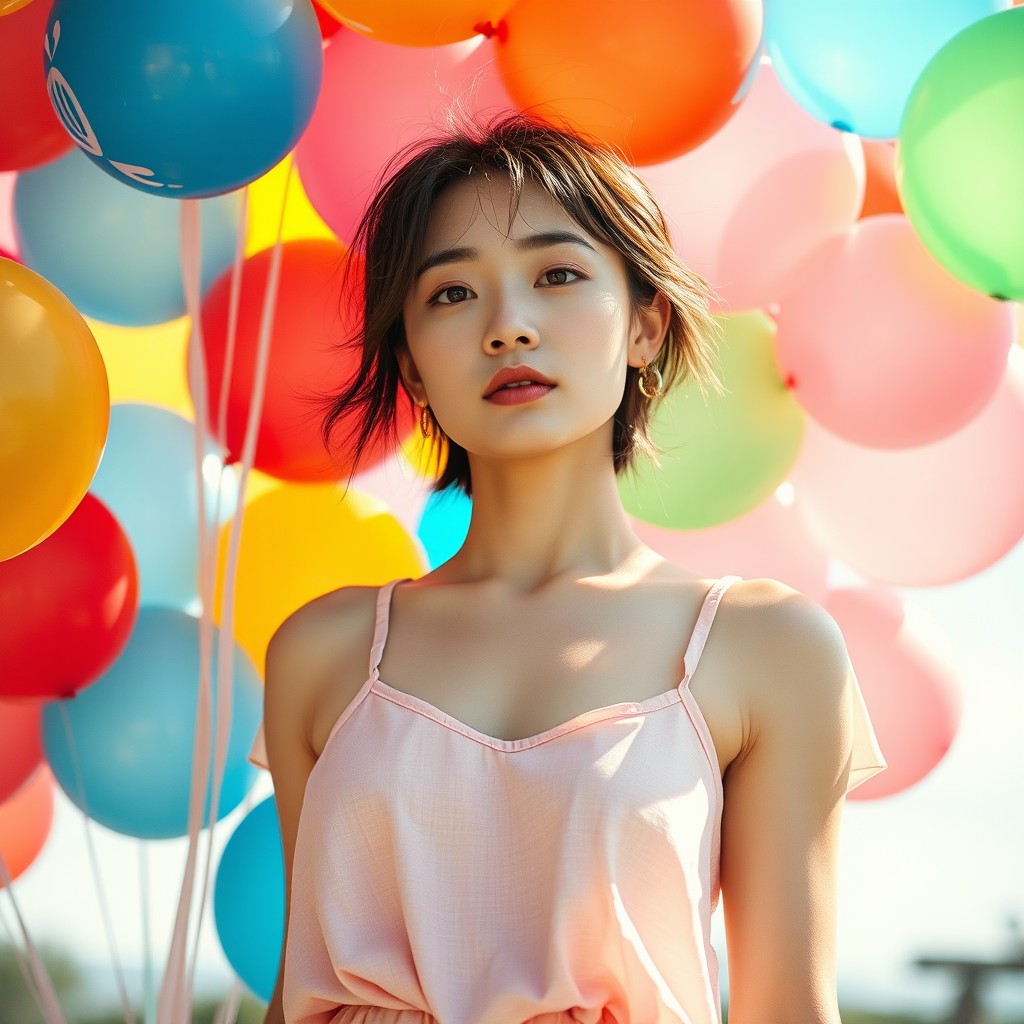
xmin=628 ymin=291 xmax=672 ymax=368
xmin=395 ymin=344 xmax=427 ymax=406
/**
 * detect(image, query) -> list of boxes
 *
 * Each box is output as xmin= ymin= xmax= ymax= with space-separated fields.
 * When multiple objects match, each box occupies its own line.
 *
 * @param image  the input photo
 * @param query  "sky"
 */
xmin=5 ymin=510 xmax=1024 ymax=1022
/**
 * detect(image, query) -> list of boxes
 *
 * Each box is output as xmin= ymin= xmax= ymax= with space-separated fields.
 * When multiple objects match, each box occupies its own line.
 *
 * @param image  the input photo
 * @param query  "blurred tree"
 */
xmin=0 ymin=941 xmax=83 ymax=1024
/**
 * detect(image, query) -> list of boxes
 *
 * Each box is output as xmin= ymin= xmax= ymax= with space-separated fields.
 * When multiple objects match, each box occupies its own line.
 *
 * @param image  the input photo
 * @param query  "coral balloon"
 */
xmin=0 ymin=700 xmax=44 ymax=803
xmin=860 ymin=140 xmax=902 ymax=219
xmin=825 ymin=587 xmax=960 ymax=799
xmin=0 ymin=767 xmax=54 ymax=885
xmin=14 ymin=147 xmax=242 ymax=326
xmin=318 ymin=0 xmax=512 ymax=46
xmin=296 ymin=33 xmax=514 ymax=246
xmin=774 ymin=216 xmax=1014 ymax=448
xmin=214 ymin=483 xmax=424 ymax=670
xmin=0 ymin=0 xmax=72 ymax=171
xmin=0 ymin=257 xmax=109 ymax=561
xmin=791 ymin=355 xmax=1024 ymax=586
xmin=214 ymin=796 xmax=285 ymax=1002
xmin=637 ymin=60 xmax=865 ymax=315
xmin=196 ymin=239 xmax=407 ymax=481
xmin=0 ymin=493 xmax=138 ymax=699
xmin=44 ymin=0 xmax=323 ymax=197
xmin=764 ymin=0 xmax=1005 ymax=138
xmin=631 ymin=492 xmax=829 ymax=600
xmin=42 ymin=608 xmax=262 ymax=839
xmin=897 ymin=7 xmax=1024 ymax=300
xmin=496 ymin=0 xmax=762 ymax=165
xmin=618 ymin=311 xmax=805 ymax=529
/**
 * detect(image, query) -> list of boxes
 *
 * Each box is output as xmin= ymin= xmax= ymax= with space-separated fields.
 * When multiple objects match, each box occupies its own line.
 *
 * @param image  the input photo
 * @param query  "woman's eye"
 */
xmin=541 ymin=267 xmax=581 ymax=286
xmin=430 ymin=285 xmax=472 ymax=305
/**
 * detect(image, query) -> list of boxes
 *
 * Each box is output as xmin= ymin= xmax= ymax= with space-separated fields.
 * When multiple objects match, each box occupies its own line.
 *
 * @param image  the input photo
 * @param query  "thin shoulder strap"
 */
xmin=681 ymin=575 xmax=742 ymax=688
xmin=368 ymin=578 xmax=409 ymax=678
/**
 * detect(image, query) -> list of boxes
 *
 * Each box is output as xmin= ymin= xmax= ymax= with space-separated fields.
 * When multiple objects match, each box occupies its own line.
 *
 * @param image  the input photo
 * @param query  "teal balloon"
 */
xmin=89 ymin=404 xmax=238 ymax=610
xmin=618 ymin=312 xmax=805 ymax=529
xmin=214 ymin=796 xmax=285 ymax=1003
xmin=45 ymin=0 xmax=323 ymax=198
xmin=42 ymin=607 xmax=262 ymax=839
xmin=416 ymin=488 xmax=472 ymax=569
xmin=13 ymin=147 xmax=241 ymax=326
xmin=764 ymin=0 xmax=1008 ymax=138
xmin=897 ymin=6 xmax=1024 ymax=301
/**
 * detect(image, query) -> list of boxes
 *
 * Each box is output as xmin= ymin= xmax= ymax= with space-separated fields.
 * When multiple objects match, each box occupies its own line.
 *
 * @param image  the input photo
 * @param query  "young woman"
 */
xmin=252 ymin=112 xmax=886 ymax=1024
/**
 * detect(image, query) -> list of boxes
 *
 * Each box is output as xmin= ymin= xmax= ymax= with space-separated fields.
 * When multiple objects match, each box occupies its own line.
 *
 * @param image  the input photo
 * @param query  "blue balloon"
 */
xmin=89 ymin=404 xmax=238 ymax=611
xmin=416 ymin=487 xmax=472 ymax=569
xmin=14 ymin=148 xmax=241 ymax=326
xmin=764 ymin=0 xmax=1008 ymax=138
xmin=214 ymin=796 xmax=285 ymax=1003
xmin=43 ymin=0 xmax=323 ymax=198
xmin=42 ymin=607 xmax=262 ymax=839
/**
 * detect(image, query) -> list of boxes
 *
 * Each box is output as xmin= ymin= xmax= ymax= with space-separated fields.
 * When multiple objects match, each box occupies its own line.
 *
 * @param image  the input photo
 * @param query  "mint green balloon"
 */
xmin=897 ymin=7 xmax=1024 ymax=301
xmin=618 ymin=311 xmax=805 ymax=529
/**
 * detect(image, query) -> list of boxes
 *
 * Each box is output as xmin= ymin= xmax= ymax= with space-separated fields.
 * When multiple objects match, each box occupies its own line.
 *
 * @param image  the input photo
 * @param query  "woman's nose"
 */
xmin=482 ymin=298 xmax=540 ymax=353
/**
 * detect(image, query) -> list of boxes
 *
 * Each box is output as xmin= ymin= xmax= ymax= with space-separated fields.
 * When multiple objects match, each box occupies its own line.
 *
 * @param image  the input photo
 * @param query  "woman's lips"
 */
xmin=485 ymin=383 xmax=556 ymax=406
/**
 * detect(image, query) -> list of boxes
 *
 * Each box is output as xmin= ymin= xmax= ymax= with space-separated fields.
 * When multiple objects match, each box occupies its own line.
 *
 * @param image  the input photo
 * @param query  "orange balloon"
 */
xmin=0 ymin=0 xmax=35 ymax=14
xmin=0 ymin=258 xmax=109 ymax=561
xmin=859 ymin=139 xmax=902 ymax=219
xmin=497 ymin=0 xmax=763 ymax=166
xmin=0 ymin=766 xmax=54 ymax=885
xmin=318 ymin=0 xmax=513 ymax=46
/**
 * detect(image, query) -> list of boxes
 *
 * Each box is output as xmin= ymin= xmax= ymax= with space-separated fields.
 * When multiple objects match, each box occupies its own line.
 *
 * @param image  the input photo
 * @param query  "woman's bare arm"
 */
xmin=719 ymin=582 xmax=857 ymax=1024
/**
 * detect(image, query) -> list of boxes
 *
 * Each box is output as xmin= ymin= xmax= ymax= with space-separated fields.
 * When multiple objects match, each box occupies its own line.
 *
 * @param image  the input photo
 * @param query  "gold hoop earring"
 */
xmin=637 ymin=358 xmax=663 ymax=399
xmin=418 ymin=402 xmax=431 ymax=438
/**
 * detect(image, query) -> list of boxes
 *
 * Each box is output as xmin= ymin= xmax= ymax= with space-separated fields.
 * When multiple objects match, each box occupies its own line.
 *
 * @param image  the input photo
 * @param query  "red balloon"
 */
xmin=0 ymin=698 xmax=44 ymax=803
xmin=313 ymin=2 xmax=343 ymax=40
xmin=0 ymin=493 xmax=139 ymax=699
xmin=496 ymin=0 xmax=762 ymax=165
xmin=0 ymin=0 xmax=74 ymax=171
xmin=196 ymin=239 xmax=414 ymax=481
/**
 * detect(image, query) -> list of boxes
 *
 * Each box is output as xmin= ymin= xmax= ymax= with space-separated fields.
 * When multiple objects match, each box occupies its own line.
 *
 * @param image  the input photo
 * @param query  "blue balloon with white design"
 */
xmin=43 ymin=0 xmax=323 ymax=197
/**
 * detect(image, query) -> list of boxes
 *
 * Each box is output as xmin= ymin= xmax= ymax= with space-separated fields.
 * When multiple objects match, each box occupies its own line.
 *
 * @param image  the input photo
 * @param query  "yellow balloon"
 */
xmin=214 ymin=481 xmax=425 ymax=671
xmin=0 ymin=0 xmax=36 ymax=14
xmin=0 ymin=258 xmax=109 ymax=560
xmin=245 ymin=153 xmax=337 ymax=257
xmin=399 ymin=428 xmax=448 ymax=481
xmin=87 ymin=316 xmax=193 ymax=420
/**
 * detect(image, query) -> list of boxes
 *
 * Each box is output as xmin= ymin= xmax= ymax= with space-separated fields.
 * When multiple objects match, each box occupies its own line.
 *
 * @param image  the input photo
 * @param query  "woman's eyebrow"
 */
xmin=414 ymin=230 xmax=598 ymax=281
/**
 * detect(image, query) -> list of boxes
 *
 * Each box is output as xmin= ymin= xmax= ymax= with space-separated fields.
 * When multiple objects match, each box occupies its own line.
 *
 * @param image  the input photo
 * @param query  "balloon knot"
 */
xmin=474 ymin=20 xmax=508 ymax=43
xmin=224 ymin=453 xmax=239 ymax=466
xmin=783 ymin=373 xmax=797 ymax=389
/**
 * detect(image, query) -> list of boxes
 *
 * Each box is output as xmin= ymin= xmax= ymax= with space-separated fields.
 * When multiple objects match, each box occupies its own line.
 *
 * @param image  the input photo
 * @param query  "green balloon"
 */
xmin=897 ymin=7 xmax=1024 ymax=301
xmin=618 ymin=311 xmax=804 ymax=529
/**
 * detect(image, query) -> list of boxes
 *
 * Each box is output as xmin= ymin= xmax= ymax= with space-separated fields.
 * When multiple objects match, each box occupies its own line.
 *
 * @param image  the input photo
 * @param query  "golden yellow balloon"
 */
xmin=245 ymin=153 xmax=337 ymax=257
xmin=0 ymin=259 xmax=109 ymax=560
xmin=214 ymin=481 xmax=425 ymax=671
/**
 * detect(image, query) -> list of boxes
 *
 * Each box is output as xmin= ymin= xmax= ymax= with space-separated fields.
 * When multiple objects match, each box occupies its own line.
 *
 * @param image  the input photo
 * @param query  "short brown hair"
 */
xmin=322 ymin=111 xmax=722 ymax=496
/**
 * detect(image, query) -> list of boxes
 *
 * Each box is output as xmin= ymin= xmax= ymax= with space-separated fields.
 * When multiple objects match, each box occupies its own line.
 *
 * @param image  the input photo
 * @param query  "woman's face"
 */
xmin=399 ymin=173 xmax=664 ymax=466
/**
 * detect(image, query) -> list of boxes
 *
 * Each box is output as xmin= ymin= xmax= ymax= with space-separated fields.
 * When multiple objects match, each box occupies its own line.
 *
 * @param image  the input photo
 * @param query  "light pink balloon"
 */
xmin=792 ymin=354 xmax=1024 ymax=586
xmin=295 ymin=33 xmax=515 ymax=246
xmin=637 ymin=59 xmax=865 ymax=315
xmin=631 ymin=492 xmax=829 ymax=600
xmin=825 ymin=587 xmax=960 ymax=801
xmin=774 ymin=216 xmax=1014 ymax=448
xmin=0 ymin=172 xmax=18 ymax=256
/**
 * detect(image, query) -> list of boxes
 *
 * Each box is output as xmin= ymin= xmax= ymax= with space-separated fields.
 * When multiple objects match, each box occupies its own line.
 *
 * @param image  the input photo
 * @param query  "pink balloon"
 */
xmin=774 ymin=216 xmax=1014 ymax=448
xmin=792 ymin=354 xmax=1024 ymax=586
xmin=0 ymin=172 xmax=18 ymax=257
xmin=637 ymin=59 xmax=864 ymax=315
xmin=825 ymin=587 xmax=960 ymax=801
xmin=630 ymin=492 xmax=829 ymax=600
xmin=0 ymin=698 xmax=43 ymax=804
xmin=295 ymin=33 xmax=515 ymax=245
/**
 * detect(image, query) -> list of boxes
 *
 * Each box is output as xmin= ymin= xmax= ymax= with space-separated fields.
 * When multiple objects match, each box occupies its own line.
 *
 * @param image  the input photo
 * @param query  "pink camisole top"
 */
xmin=249 ymin=576 xmax=887 ymax=1024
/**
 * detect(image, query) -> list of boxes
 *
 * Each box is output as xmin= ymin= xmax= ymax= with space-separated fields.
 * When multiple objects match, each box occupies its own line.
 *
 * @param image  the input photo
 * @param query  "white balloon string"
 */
xmin=139 ymin=840 xmax=156 ymax=1024
xmin=159 ymin=197 xmax=214 ymax=1024
xmin=188 ymin=159 xmax=293 ymax=998
xmin=57 ymin=705 xmax=136 ymax=1024
xmin=212 ymin=978 xmax=246 ymax=1024
xmin=0 ymin=845 xmax=68 ymax=1023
